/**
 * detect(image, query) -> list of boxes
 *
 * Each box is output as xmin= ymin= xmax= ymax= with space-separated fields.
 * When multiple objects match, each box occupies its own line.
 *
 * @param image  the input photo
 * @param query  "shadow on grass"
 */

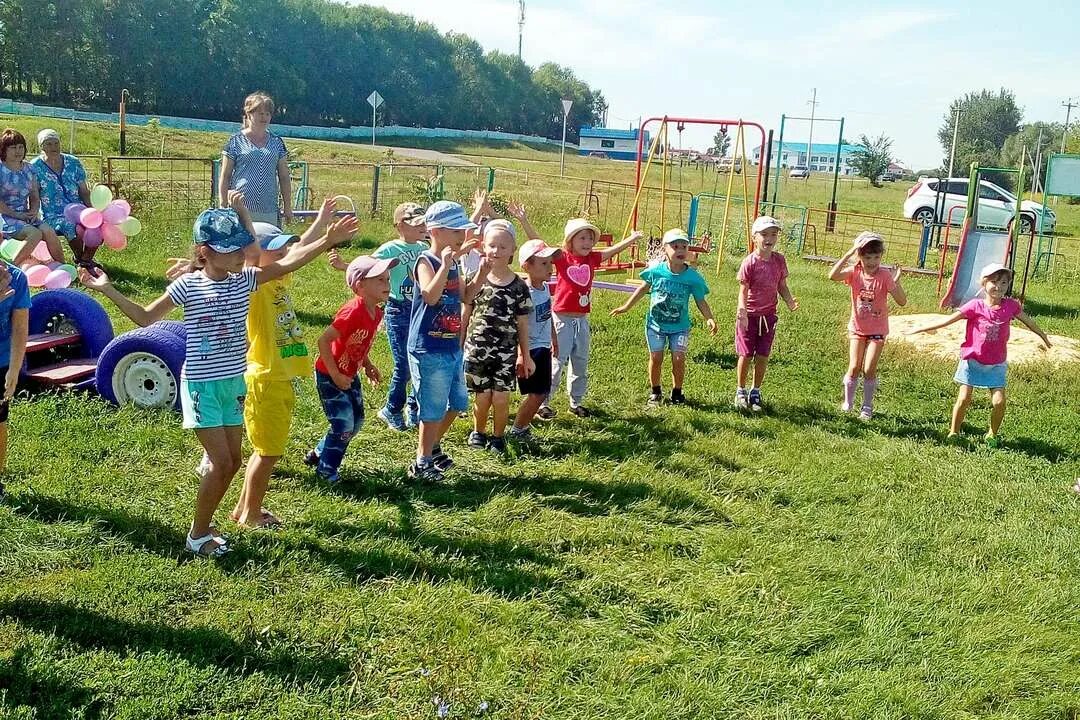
xmin=1022 ymin=298 xmax=1079 ymax=321
xmin=0 ymin=599 xmax=349 ymax=688
xmin=104 ymin=265 xmax=170 ymax=295
xmin=0 ymin=647 xmax=107 ymax=720
xmin=691 ymin=346 xmax=739 ymax=369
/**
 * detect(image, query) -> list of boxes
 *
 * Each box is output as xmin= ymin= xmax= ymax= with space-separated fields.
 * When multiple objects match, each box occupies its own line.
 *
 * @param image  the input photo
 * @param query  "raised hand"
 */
xmin=226 ymin=190 xmax=246 ymax=213
xmin=892 ymin=264 xmax=902 ymax=283
xmin=628 ymin=230 xmax=645 ymax=243
xmin=316 ymin=196 xmax=338 ymax=224
xmin=472 ymin=189 xmax=488 ymax=215
xmin=327 ymin=248 xmax=348 ymax=271
xmin=326 ymin=215 xmax=360 ymax=246
xmin=455 ymin=238 xmax=480 ymax=259
xmin=506 ymin=202 xmax=527 ymax=221
xmin=165 ymin=257 xmax=191 ymax=280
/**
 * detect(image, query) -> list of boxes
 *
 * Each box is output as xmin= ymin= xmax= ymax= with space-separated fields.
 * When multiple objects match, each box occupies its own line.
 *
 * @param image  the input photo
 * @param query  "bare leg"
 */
xmin=192 ymin=426 xmax=244 ymax=545
xmin=753 ymin=356 xmax=769 ymax=387
xmin=40 ymin=224 xmax=64 ymax=262
xmin=491 ymin=391 xmax=510 ymax=436
xmin=862 ymin=340 xmax=885 ymax=380
xmin=671 ymin=351 xmax=686 ymax=389
xmin=847 ymin=336 xmax=866 ymax=380
xmin=513 ymin=393 xmax=546 ymax=430
xmin=989 ymin=388 xmax=1006 ymax=436
xmin=649 ymin=351 xmax=663 ymax=387
xmin=10 ymin=226 xmax=43 ymax=265
xmin=233 ymin=453 xmax=280 ymax=526
xmin=736 ymin=355 xmax=752 ymax=388
xmin=473 ymin=391 xmax=492 ymax=434
xmin=950 ymin=385 xmax=973 ymax=435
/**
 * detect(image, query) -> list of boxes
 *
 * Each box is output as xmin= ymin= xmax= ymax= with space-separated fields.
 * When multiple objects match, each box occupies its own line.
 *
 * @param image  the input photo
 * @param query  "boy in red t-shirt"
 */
xmin=304 ymin=255 xmax=394 ymax=483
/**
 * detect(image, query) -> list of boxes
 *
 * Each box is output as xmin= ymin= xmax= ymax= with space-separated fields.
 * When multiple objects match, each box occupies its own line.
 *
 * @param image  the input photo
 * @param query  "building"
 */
xmin=578 ymin=126 xmax=651 ymax=161
xmin=752 ymin=141 xmax=862 ymax=175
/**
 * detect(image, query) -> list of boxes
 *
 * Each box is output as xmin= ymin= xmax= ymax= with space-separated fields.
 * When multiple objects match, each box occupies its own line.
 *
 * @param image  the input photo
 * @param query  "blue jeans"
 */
xmin=383 ymin=300 xmax=418 ymax=419
xmin=409 ymin=349 xmax=469 ymax=423
xmin=314 ymin=370 xmax=365 ymax=481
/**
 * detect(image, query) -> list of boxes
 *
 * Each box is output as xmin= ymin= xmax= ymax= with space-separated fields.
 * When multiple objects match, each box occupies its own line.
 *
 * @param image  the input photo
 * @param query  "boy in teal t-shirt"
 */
xmin=372 ymin=202 xmax=429 ymax=430
xmin=611 ymin=229 xmax=716 ymax=406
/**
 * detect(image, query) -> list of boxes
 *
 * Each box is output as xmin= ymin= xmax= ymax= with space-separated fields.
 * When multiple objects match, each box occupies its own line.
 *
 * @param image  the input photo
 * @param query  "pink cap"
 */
xmin=518 ymin=238 xmax=560 ymax=266
xmin=346 ymin=255 xmax=397 ymax=289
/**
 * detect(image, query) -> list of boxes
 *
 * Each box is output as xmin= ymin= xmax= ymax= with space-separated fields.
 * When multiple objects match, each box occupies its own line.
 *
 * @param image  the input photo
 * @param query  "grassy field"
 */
xmin=2 ymin=114 xmax=1080 ymax=719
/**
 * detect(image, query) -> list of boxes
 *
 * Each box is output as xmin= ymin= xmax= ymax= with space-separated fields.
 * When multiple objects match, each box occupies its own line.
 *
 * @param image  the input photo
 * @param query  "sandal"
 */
xmin=231 ymin=508 xmax=283 ymax=530
xmin=186 ymin=532 xmax=230 ymax=557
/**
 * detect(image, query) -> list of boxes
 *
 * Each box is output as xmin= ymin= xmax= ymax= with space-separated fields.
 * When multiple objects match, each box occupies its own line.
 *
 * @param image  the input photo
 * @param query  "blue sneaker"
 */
xmin=748 ymin=389 xmax=764 ymax=412
xmin=377 ymin=406 xmax=407 ymax=432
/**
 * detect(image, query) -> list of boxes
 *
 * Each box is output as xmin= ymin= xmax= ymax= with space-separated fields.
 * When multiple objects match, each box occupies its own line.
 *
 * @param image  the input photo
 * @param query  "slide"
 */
xmin=940 ymin=222 xmax=1011 ymax=308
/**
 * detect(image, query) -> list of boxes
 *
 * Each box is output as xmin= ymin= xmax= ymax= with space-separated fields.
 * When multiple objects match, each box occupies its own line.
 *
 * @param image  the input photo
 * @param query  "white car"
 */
xmin=903 ymin=177 xmax=1056 ymax=234
xmin=789 ymin=166 xmax=809 ymax=179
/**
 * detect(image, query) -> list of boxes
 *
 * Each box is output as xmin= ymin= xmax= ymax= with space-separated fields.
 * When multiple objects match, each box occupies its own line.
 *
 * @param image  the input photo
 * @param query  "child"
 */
xmin=828 ymin=231 xmax=907 ymax=420
xmin=407 ymin=200 xmax=478 ymax=483
xmin=510 ymin=237 xmax=560 ymax=441
xmin=0 ymin=260 xmax=29 ymax=492
xmin=611 ymin=228 xmax=717 ymax=406
xmin=305 ymin=256 xmax=392 ymax=482
xmin=462 ymin=220 xmax=533 ymax=453
xmin=230 ymin=197 xmax=342 ymax=528
xmin=372 ymin=202 xmax=427 ymax=431
xmin=735 ymin=215 xmax=798 ymax=412
xmin=81 ymin=196 xmax=357 ymax=557
xmin=907 ymin=263 xmax=1050 ymax=447
xmin=539 ymin=219 xmax=643 ymax=419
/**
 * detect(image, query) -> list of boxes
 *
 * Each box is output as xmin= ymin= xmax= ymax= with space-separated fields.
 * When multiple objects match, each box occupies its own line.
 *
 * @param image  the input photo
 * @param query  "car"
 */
xmin=789 ymin=166 xmax=809 ymax=179
xmin=717 ymin=156 xmax=742 ymax=174
xmin=587 ymin=151 xmax=608 ymax=159
xmin=902 ymin=177 xmax=1056 ymax=234
xmin=880 ymin=171 xmax=899 ymax=182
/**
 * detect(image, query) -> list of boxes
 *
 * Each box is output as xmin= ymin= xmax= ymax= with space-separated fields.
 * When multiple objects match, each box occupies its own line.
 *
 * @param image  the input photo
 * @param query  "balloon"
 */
xmin=56 ymin=263 xmax=78 ymax=281
xmin=83 ymin=226 xmax=103 ymax=248
xmin=64 ymin=203 xmax=87 ymax=224
xmin=104 ymin=233 xmax=128 ymax=251
xmin=0 ymin=237 xmax=23 ymax=262
xmin=75 ymin=224 xmax=85 ymax=240
xmin=102 ymin=223 xmax=125 ymax=247
xmin=31 ymin=241 xmax=53 ymax=262
xmin=25 ymin=264 xmax=51 ymax=287
xmin=102 ymin=200 xmax=130 ymax=225
xmin=43 ymin=269 xmax=73 ymax=289
xmin=80 ymin=208 xmax=103 ymax=228
xmin=89 ymin=184 xmax=112 ymax=211
xmin=117 ymin=216 xmax=142 ymax=237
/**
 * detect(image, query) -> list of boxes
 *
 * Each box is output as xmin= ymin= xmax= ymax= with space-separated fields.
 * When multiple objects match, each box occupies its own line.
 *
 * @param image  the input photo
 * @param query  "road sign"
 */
xmin=367 ymin=91 xmax=384 ymax=109
xmin=561 ymin=98 xmax=572 ymax=116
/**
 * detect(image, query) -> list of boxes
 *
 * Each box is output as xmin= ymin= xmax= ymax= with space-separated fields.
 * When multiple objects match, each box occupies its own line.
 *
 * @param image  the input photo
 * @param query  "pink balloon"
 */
xmin=103 ymin=233 xmax=127 ymax=251
xmin=64 ymin=203 xmax=87 ymax=225
xmin=101 ymin=223 xmax=125 ymax=247
xmin=31 ymin=241 xmax=53 ymax=262
xmin=25 ymin=264 xmax=51 ymax=287
xmin=80 ymin=208 xmax=103 ymax=228
xmin=83 ymin=226 xmax=103 ymax=248
xmin=44 ymin=269 xmax=73 ymax=289
xmin=102 ymin=200 xmax=130 ymax=225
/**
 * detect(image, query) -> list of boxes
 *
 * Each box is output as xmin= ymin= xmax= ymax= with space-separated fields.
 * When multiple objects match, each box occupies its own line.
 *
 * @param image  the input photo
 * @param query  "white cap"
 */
xmin=563 ymin=218 xmax=601 ymax=244
xmin=751 ymin=216 xmax=781 ymax=234
xmin=979 ymin=262 xmax=1014 ymax=280
xmin=854 ymin=231 xmax=884 ymax=249
xmin=662 ymin=228 xmax=689 ymax=244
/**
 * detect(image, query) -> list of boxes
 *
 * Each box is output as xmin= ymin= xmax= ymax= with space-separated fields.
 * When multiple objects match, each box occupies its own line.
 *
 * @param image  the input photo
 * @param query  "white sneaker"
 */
xmin=858 ymin=407 xmax=873 ymax=422
xmin=734 ymin=389 xmax=749 ymax=410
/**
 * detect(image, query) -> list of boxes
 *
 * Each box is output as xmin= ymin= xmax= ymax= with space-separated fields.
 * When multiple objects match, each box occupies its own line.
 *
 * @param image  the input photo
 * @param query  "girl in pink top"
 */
xmin=908 ymin=263 xmax=1049 ymax=447
xmin=828 ymin=232 xmax=906 ymax=420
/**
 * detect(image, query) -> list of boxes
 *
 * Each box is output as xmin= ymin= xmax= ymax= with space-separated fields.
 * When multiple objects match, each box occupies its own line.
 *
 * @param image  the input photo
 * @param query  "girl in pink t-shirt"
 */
xmin=908 ymin=264 xmax=1050 ymax=447
xmin=828 ymin=232 xmax=906 ymax=420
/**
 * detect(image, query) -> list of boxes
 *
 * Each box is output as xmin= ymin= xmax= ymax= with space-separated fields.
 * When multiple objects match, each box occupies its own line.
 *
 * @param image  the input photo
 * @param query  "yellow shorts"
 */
xmin=243 ymin=375 xmax=296 ymax=457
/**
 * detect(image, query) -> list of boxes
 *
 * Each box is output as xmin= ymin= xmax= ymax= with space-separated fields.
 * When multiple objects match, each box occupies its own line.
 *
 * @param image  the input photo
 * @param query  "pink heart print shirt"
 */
xmin=553 ymin=250 xmax=604 ymax=314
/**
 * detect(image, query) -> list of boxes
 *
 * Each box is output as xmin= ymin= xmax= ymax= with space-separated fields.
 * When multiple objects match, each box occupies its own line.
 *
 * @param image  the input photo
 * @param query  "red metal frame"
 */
xmin=633 ymin=116 xmax=767 ymax=229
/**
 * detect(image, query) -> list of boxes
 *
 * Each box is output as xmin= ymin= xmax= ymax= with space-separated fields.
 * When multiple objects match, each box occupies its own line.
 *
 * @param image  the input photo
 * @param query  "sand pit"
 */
xmin=889 ymin=314 xmax=1080 ymax=365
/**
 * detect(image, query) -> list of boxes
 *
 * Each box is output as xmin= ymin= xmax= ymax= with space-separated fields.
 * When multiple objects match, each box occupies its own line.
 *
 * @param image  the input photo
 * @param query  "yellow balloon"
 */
xmin=118 ymin=216 xmax=142 ymax=237
xmin=90 ymin=184 xmax=113 ymax=211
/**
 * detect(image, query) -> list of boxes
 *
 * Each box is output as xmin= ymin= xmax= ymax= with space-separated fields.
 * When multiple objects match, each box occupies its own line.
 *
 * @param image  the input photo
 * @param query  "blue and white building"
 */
xmin=578 ymin=126 xmax=651 ymax=161
xmin=752 ymin=141 xmax=862 ymax=175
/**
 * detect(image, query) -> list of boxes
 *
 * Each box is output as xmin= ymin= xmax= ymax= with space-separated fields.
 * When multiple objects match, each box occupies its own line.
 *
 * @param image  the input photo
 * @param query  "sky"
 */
xmin=354 ymin=0 xmax=1078 ymax=170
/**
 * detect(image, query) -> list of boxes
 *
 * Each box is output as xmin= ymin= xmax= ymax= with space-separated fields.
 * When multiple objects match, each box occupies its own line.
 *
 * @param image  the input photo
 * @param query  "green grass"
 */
xmin=3 ymin=113 xmax=1080 ymax=718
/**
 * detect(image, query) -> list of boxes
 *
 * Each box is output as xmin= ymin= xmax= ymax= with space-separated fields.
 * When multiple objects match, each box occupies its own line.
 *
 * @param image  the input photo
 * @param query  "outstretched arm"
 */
xmin=506 ymin=203 xmax=542 ymax=240
xmin=256 ymin=215 xmax=360 ymax=284
xmin=610 ymin=282 xmax=650 ymax=316
xmin=1016 ymin=311 xmax=1051 ymax=348
xmin=906 ymin=311 xmax=964 ymax=335
xmin=79 ymin=269 xmax=177 ymax=327
xmin=599 ymin=230 xmax=645 ymax=262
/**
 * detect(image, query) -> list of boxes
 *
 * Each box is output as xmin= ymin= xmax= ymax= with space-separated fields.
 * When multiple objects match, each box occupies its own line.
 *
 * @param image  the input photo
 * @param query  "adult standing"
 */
xmin=31 ymin=128 xmax=97 ymax=268
xmin=218 ymin=92 xmax=292 ymax=225
xmin=0 ymin=128 xmax=63 ymax=266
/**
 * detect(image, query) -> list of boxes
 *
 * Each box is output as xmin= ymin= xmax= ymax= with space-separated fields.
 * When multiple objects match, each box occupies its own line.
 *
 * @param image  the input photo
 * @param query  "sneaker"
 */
xmin=646 ymin=392 xmax=663 ymax=408
xmin=303 ymin=449 xmax=320 ymax=467
xmin=569 ymin=405 xmax=591 ymax=418
xmin=407 ymin=461 xmax=444 ymax=484
xmin=377 ymin=407 xmax=407 ymax=432
xmin=734 ymin=389 xmax=749 ymax=410
xmin=536 ymin=406 xmax=557 ymax=421
xmin=509 ymin=426 xmax=534 ymax=442
xmin=985 ymin=433 xmax=1002 ymax=449
xmin=670 ymin=389 xmax=686 ymax=405
xmin=431 ymin=444 xmax=454 ymax=471
xmin=840 ymin=401 xmax=853 ymax=413
xmin=487 ymin=436 xmax=507 ymax=454
xmin=858 ymin=407 xmax=873 ymax=422
xmin=316 ymin=470 xmax=340 ymax=484
xmin=748 ymin=389 xmax=764 ymax=412
xmin=468 ymin=431 xmax=489 ymax=449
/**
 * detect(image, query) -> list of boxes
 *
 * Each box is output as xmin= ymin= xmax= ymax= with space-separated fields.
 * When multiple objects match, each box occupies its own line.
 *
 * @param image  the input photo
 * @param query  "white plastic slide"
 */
xmin=940 ymin=225 xmax=1010 ymax=308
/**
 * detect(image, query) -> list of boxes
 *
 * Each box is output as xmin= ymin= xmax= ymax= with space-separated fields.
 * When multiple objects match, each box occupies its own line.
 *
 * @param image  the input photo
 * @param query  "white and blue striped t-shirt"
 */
xmin=166 ymin=267 xmax=259 ymax=381
xmin=223 ymin=131 xmax=287 ymax=220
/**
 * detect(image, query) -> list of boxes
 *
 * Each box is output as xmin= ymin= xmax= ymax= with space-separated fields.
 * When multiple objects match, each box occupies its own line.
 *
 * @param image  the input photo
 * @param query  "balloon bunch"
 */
xmin=0 ymin=237 xmax=77 ymax=288
xmin=64 ymin=184 xmax=143 ymax=251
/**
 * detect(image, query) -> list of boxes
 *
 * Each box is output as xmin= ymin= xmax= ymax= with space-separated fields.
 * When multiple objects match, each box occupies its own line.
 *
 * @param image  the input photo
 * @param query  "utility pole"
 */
xmin=1061 ymin=98 xmax=1076 ymax=154
xmin=1033 ymin=126 xmax=1044 ymax=194
xmin=805 ymin=88 xmax=819 ymax=171
xmin=518 ymin=1 xmax=525 ymax=59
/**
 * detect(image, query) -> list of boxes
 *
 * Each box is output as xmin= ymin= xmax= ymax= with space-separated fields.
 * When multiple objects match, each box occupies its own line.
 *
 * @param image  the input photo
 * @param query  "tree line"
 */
xmin=0 ymin=0 xmax=606 ymax=143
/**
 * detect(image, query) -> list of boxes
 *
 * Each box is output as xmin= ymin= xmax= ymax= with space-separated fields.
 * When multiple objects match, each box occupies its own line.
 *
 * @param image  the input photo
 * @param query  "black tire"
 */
xmin=913 ymin=207 xmax=936 ymax=226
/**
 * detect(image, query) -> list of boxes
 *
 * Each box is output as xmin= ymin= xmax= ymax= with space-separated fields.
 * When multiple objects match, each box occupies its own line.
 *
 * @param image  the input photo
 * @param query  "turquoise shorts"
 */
xmin=954 ymin=359 xmax=1007 ymax=389
xmin=180 ymin=376 xmax=247 ymax=429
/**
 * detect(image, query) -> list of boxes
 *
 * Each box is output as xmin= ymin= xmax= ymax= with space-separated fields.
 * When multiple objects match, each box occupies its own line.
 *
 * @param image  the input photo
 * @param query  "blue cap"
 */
xmin=251 ymin=221 xmax=299 ymax=251
xmin=423 ymin=201 xmax=477 ymax=230
xmin=193 ymin=209 xmax=254 ymax=253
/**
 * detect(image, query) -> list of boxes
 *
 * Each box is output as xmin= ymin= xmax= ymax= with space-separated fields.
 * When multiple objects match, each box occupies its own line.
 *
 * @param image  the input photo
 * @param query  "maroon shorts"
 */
xmin=735 ymin=313 xmax=778 ymax=357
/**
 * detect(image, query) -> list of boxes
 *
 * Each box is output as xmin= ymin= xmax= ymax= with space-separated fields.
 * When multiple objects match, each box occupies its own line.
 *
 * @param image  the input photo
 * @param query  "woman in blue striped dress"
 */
xmin=218 ymin=92 xmax=293 ymax=225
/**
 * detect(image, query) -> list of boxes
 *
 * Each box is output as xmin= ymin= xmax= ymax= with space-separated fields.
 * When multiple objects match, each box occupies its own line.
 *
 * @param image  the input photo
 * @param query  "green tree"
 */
xmin=850 ymin=133 xmax=893 ymax=186
xmin=711 ymin=128 xmax=730 ymax=157
xmin=1000 ymin=122 xmax=1063 ymax=191
xmin=938 ymin=89 xmax=1022 ymax=187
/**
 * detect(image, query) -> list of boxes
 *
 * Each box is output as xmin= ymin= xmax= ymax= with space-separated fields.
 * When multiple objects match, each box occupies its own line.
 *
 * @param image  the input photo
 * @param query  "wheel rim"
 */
xmin=112 ymin=352 xmax=178 ymax=408
xmin=915 ymin=210 xmax=934 ymax=226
